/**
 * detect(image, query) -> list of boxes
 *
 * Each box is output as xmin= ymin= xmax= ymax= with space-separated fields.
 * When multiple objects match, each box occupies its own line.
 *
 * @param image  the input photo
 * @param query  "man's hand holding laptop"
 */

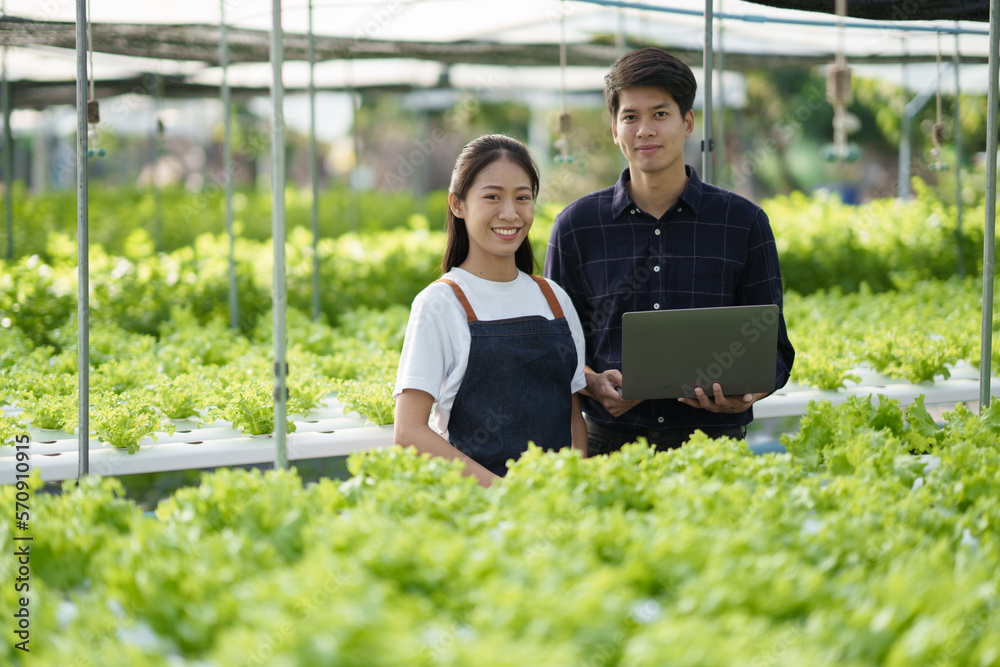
xmin=677 ymin=383 xmax=767 ymax=414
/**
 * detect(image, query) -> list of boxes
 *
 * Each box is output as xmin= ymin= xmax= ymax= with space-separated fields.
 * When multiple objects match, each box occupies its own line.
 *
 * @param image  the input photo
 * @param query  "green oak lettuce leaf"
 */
xmin=903 ymin=394 xmax=943 ymax=453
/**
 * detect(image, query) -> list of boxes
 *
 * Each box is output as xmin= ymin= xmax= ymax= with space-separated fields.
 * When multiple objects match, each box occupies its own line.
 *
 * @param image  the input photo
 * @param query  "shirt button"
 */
xmin=657 ymin=416 xmax=665 ymax=423
xmin=653 ymin=265 xmax=660 ymax=272
xmin=630 ymin=208 xmax=637 ymax=214
xmin=677 ymin=206 xmax=682 ymax=212
xmin=654 ymin=228 xmax=661 ymax=236
xmin=653 ymin=303 xmax=660 ymax=309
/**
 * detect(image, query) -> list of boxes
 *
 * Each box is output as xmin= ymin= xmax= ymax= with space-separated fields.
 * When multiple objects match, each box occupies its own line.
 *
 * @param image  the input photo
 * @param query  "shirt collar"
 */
xmin=611 ymin=164 xmax=705 ymax=218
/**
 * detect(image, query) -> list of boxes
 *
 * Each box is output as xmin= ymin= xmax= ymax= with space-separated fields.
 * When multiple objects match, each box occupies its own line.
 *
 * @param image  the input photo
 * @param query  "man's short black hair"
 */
xmin=604 ymin=47 xmax=698 ymax=118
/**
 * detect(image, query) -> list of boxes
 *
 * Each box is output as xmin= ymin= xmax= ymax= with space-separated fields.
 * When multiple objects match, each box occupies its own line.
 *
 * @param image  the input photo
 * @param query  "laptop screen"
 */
xmin=621 ymin=305 xmax=780 ymax=400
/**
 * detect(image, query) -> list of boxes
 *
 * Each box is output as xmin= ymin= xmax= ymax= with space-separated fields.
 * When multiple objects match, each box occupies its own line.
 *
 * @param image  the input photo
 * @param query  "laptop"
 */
xmin=620 ymin=304 xmax=780 ymax=400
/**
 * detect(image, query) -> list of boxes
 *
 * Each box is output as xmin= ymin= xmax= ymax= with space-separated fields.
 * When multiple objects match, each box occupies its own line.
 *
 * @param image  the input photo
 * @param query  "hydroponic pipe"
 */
xmin=979 ymin=0 xmax=999 ymax=411
xmin=270 ymin=0 xmax=289 ymax=469
xmin=220 ymin=0 xmax=237 ymax=330
xmin=76 ymin=0 xmax=90 ymax=478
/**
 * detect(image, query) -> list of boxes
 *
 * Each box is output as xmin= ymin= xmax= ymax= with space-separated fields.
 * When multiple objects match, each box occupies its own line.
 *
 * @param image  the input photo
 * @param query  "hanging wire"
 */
xmin=85 ymin=0 xmax=104 ymax=157
xmin=87 ymin=0 xmax=94 ymax=102
xmin=821 ymin=0 xmax=859 ymax=162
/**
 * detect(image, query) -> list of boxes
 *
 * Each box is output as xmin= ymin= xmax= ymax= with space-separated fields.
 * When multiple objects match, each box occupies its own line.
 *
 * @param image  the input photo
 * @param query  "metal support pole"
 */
xmin=898 ymin=109 xmax=913 ymax=200
xmin=615 ymin=6 xmax=625 ymax=55
xmin=350 ymin=86 xmax=361 ymax=232
xmin=32 ymin=110 xmax=47 ymax=195
xmin=151 ymin=74 xmax=163 ymax=252
xmin=270 ymin=0 xmax=289 ymax=468
xmin=702 ymin=0 xmax=713 ymax=184
xmin=76 ymin=0 xmax=90 ymax=478
xmin=953 ymin=27 xmax=965 ymax=278
xmin=221 ymin=0 xmax=237 ymax=329
xmin=716 ymin=2 xmax=726 ymax=185
xmin=308 ymin=0 xmax=321 ymax=322
xmin=2 ymin=45 xmax=12 ymax=259
xmin=980 ymin=0 xmax=999 ymax=411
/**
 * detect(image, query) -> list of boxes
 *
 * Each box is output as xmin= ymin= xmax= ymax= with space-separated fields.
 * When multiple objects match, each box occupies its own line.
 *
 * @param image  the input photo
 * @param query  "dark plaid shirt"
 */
xmin=544 ymin=165 xmax=794 ymax=432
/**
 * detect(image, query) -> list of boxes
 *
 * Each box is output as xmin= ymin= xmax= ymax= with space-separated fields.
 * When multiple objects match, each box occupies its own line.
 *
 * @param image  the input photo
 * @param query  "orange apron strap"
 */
xmin=435 ymin=278 xmax=478 ymax=322
xmin=528 ymin=275 xmax=565 ymax=319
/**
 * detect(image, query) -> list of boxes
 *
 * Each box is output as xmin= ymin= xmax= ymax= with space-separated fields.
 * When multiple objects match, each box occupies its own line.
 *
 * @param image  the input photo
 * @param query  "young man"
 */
xmin=544 ymin=47 xmax=795 ymax=455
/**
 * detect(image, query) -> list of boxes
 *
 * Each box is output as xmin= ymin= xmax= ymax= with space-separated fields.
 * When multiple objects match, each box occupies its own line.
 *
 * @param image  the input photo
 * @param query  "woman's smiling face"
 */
xmin=449 ymin=158 xmax=534 ymax=273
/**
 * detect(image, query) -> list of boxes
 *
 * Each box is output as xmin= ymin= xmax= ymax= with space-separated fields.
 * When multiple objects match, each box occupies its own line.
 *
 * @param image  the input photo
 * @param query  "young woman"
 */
xmin=393 ymin=134 xmax=588 ymax=486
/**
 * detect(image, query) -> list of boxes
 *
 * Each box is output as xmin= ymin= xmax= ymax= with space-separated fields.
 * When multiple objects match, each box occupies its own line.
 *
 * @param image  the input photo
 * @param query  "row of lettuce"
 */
xmin=1 ymin=395 xmax=998 ymax=665
xmin=1 ymin=262 xmax=996 ymax=444
xmin=1 ymin=181 xmax=995 ymax=449
xmin=2 ymin=175 xmax=987 ymax=298
xmin=2 ymin=179 xmax=984 ymax=343
xmin=0 ymin=304 xmax=403 ymax=447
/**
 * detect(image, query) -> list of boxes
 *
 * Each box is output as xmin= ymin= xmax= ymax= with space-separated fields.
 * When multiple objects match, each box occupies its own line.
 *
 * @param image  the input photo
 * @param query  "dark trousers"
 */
xmin=585 ymin=415 xmax=746 ymax=457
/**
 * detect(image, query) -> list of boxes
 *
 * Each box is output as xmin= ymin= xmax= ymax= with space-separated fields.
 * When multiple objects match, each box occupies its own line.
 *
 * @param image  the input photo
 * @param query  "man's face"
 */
xmin=611 ymin=86 xmax=694 ymax=178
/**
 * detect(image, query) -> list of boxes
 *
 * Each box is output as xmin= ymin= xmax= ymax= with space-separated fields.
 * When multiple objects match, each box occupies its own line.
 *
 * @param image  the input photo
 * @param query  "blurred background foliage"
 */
xmin=3 ymin=65 xmax=988 ymax=234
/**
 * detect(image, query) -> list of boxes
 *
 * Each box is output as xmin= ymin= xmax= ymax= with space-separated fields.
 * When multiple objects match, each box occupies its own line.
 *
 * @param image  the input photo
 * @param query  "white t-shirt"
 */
xmin=394 ymin=268 xmax=587 ymax=440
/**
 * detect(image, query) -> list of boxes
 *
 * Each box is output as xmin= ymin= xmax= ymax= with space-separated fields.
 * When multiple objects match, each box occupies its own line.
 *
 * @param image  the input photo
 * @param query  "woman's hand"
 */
xmin=570 ymin=393 xmax=588 ymax=457
xmin=394 ymin=389 xmax=500 ymax=487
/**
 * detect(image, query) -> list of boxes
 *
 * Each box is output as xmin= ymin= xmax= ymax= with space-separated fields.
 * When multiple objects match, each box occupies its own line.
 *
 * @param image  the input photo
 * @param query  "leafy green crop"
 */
xmin=0 ymin=412 xmax=28 ymax=445
xmin=3 ymin=394 xmax=1000 ymax=666
xmin=335 ymin=379 xmax=396 ymax=426
xmin=90 ymin=391 xmax=177 ymax=454
xmin=768 ymin=180 xmax=986 ymax=294
xmin=20 ymin=379 xmax=78 ymax=432
xmin=783 ymin=278 xmax=986 ymax=388
xmin=209 ymin=378 xmax=298 ymax=436
xmin=149 ymin=372 xmax=218 ymax=422
xmin=333 ymin=347 xmax=399 ymax=425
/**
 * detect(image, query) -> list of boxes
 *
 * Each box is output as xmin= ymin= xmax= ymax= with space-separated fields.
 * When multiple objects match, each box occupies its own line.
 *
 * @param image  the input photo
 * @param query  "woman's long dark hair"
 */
xmin=441 ymin=134 xmax=540 ymax=275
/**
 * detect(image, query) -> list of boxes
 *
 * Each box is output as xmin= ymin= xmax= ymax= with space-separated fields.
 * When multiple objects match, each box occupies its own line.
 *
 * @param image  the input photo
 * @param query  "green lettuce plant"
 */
xmin=89 ymin=390 xmax=176 ymax=454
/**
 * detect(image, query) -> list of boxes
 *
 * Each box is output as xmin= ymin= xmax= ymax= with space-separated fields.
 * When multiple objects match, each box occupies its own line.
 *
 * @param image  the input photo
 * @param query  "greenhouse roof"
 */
xmin=743 ymin=0 xmax=988 ymax=22
xmin=0 ymin=0 xmax=992 ymax=108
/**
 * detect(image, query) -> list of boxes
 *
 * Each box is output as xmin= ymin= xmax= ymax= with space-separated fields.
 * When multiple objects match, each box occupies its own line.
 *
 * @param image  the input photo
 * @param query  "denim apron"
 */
xmin=438 ymin=275 xmax=577 ymax=477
